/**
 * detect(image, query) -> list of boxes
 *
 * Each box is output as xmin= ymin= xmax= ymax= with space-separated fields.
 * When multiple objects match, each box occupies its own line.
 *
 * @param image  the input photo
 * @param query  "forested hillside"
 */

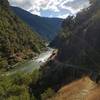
xmin=51 ymin=0 xmax=100 ymax=69
xmin=11 ymin=7 xmax=63 ymax=41
xmin=0 ymin=0 xmax=45 ymax=99
xmin=0 ymin=0 xmax=45 ymax=70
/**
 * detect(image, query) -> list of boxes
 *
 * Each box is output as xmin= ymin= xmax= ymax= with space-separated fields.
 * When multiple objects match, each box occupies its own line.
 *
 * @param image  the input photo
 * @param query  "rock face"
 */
xmin=11 ymin=7 xmax=63 ymax=41
xmin=51 ymin=0 xmax=100 ymax=70
xmin=0 ymin=0 xmax=45 ymax=69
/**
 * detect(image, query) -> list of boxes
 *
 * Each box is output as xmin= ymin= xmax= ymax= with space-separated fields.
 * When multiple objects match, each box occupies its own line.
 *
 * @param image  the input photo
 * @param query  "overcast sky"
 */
xmin=8 ymin=0 xmax=90 ymax=18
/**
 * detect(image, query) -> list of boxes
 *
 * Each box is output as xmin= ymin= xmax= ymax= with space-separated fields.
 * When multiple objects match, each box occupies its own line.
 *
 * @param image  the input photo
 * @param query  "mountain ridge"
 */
xmin=50 ymin=0 xmax=100 ymax=69
xmin=11 ymin=6 xmax=63 ymax=41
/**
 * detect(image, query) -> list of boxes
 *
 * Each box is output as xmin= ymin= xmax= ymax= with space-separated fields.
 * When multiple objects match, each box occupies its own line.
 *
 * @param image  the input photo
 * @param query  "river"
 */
xmin=5 ymin=48 xmax=55 ymax=75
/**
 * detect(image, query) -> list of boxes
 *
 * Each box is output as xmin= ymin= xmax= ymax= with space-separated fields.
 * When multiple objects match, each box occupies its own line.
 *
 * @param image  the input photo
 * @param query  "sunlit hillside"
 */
xmin=50 ymin=77 xmax=100 ymax=100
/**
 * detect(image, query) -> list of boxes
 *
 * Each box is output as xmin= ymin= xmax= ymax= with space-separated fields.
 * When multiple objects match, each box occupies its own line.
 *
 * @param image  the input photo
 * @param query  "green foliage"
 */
xmin=31 ymin=69 xmax=41 ymax=85
xmin=0 ymin=72 xmax=35 ymax=99
xmin=0 ymin=0 xmax=45 ymax=70
xmin=0 ymin=68 xmax=44 ymax=100
xmin=30 ymin=95 xmax=37 ymax=100
xmin=41 ymin=88 xmax=55 ymax=100
xmin=0 ymin=73 xmax=30 ymax=100
xmin=0 ymin=57 xmax=8 ymax=69
xmin=11 ymin=73 xmax=32 ymax=86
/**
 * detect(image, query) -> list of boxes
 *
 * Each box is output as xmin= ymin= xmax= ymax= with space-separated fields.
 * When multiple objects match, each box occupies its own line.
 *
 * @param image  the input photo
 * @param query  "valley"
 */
xmin=0 ymin=0 xmax=100 ymax=100
xmin=5 ymin=48 xmax=57 ymax=75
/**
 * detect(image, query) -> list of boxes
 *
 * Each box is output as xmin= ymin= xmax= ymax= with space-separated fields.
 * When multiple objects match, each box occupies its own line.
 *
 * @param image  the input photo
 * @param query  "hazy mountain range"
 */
xmin=11 ymin=6 xmax=63 ymax=41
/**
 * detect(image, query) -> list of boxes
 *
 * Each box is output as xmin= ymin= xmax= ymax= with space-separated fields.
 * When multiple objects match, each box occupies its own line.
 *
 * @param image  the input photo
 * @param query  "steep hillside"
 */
xmin=51 ymin=0 xmax=100 ymax=70
xmin=0 ymin=0 xmax=45 ymax=70
xmin=50 ymin=77 xmax=99 ymax=100
xmin=30 ymin=0 xmax=100 ymax=99
xmin=11 ymin=7 xmax=63 ymax=41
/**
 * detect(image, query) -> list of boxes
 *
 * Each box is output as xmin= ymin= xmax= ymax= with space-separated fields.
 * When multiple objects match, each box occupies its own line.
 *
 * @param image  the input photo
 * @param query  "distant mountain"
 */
xmin=0 ymin=0 xmax=45 ymax=69
xmin=11 ymin=6 xmax=63 ymax=41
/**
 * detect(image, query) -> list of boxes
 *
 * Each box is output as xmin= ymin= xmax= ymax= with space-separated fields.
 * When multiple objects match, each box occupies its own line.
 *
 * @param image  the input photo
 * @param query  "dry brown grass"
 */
xmin=49 ymin=77 xmax=99 ymax=100
xmin=86 ymin=86 xmax=100 ymax=100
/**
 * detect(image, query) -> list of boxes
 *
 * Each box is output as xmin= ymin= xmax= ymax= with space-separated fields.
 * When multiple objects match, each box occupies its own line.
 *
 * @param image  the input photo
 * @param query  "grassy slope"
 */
xmin=50 ymin=77 xmax=99 ymax=100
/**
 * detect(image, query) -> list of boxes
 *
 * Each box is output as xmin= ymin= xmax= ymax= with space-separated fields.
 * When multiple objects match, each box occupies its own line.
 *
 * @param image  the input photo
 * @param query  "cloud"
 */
xmin=8 ymin=0 xmax=89 ymax=18
xmin=9 ymin=0 xmax=33 ymax=9
xmin=57 ymin=14 xmax=69 ymax=19
xmin=62 ymin=0 xmax=90 ymax=14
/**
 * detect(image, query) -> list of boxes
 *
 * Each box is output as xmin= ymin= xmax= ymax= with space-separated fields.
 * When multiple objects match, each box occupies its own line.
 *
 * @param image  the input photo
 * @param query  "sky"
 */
xmin=8 ymin=0 xmax=90 ymax=18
